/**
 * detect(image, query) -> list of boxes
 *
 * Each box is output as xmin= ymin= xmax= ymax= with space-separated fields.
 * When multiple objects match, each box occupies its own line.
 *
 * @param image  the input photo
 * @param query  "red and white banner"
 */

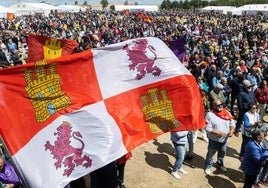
xmin=0 ymin=37 xmax=205 ymax=187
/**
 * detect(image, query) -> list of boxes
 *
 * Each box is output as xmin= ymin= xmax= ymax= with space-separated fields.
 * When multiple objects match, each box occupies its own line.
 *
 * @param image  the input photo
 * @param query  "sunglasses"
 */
xmin=216 ymin=103 xmax=223 ymax=107
xmin=252 ymin=107 xmax=257 ymax=109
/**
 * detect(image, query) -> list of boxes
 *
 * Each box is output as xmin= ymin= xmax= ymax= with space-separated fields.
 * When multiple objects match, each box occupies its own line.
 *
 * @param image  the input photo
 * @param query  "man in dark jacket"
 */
xmin=235 ymin=80 xmax=255 ymax=137
xmin=229 ymin=71 xmax=245 ymax=116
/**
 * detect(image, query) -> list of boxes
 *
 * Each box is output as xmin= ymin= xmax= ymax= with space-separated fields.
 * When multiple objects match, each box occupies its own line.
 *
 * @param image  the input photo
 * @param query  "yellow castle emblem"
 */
xmin=141 ymin=88 xmax=179 ymax=134
xmin=24 ymin=59 xmax=71 ymax=122
xmin=44 ymin=38 xmax=63 ymax=60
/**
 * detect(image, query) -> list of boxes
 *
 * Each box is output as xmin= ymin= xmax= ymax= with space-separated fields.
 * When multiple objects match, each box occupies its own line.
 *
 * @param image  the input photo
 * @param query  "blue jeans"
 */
xmin=172 ymin=142 xmax=186 ymax=172
xmin=205 ymin=139 xmax=228 ymax=169
xmin=187 ymin=132 xmax=194 ymax=157
xmin=256 ymin=160 xmax=268 ymax=183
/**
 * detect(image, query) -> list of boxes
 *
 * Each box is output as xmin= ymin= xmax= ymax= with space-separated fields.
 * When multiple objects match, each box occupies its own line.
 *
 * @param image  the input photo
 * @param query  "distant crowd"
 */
xmin=0 ymin=9 xmax=268 ymax=116
xmin=0 ymin=10 xmax=267 ymax=65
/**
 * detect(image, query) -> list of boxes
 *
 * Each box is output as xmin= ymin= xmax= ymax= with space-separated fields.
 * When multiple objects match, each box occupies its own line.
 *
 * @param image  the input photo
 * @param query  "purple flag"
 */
xmin=165 ymin=35 xmax=186 ymax=62
xmin=0 ymin=161 xmax=20 ymax=184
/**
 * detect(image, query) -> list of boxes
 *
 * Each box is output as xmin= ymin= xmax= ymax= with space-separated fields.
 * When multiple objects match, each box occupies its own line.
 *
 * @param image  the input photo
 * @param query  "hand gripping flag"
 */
xmin=0 ymin=37 xmax=205 ymax=187
xmin=27 ymin=34 xmax=78 ymax=62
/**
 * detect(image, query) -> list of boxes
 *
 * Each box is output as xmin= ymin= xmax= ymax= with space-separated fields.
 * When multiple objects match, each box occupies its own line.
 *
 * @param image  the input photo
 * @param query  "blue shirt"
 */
xmin=241 ymin=139 xmax=268 ymax=175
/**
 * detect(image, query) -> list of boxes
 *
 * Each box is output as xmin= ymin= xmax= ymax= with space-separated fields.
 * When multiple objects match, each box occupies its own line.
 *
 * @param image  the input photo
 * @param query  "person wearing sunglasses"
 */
xmin=239 ymin=103 xmax=261 ymax=162
xmin=204 ymin=99 xmax=235 ymax=175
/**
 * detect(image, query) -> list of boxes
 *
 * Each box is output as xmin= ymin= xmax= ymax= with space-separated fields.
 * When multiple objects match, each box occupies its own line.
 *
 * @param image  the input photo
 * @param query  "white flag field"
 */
xmin=0 ymin=37 xmax=205 ymax=187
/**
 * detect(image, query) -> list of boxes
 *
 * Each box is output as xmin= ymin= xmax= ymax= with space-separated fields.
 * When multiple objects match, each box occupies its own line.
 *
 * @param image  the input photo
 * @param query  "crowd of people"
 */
xmin=1 ymin=7 xmax=268 ymax=188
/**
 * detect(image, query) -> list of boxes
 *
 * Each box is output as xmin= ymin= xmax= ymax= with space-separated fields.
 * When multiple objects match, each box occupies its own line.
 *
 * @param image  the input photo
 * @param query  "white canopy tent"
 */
xmin=8 ymin=3 xmax=61 ymax=16
xmin=57 ymin=5 xmax=87 ymax=13
xmin=200 ymin=6 xmax=236 ymax=14
xmin=233 ymin=4 xmax=268 ymax=15
xmin=114 ymin=5 xmax=159 ymax=12
xmin=0 ymin=5 xmax=15 ymax=19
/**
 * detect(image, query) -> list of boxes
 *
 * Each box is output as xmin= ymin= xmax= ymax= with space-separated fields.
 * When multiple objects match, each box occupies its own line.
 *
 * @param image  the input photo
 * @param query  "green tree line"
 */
xmin=160 ymin=0 xmax=268 ymax=10
xmin=96 ymin=0 xmax=268 ymax=10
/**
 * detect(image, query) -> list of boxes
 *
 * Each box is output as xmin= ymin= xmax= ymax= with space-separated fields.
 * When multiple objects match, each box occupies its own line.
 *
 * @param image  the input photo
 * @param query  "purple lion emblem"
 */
xmin=123 ymin=39 xmax=162 ymax=80
xmin=45 ymin=121 xmax=92 ymax=177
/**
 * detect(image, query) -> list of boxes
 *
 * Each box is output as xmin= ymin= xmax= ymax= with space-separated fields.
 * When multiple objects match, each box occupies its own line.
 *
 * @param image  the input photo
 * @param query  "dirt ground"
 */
xmin=124 ymin=131 xmax=264 ymax=188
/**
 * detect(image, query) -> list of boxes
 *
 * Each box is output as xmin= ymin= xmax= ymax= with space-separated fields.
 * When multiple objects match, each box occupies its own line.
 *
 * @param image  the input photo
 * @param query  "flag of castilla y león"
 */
xmin=27 ymin=34 xmax=78 ymax=62
xmin=0 ymin=37 xmax=205 ymax=187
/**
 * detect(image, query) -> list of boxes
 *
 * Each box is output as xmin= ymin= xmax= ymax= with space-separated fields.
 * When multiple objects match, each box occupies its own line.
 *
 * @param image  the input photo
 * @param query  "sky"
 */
xmin=0 ymin=0 xmax=162 ymax=7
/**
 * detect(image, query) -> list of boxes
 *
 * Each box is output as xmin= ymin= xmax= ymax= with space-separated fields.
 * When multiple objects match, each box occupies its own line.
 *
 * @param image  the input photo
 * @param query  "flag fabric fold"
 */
xmin=0 ymin=37 xmax=205 ymax=187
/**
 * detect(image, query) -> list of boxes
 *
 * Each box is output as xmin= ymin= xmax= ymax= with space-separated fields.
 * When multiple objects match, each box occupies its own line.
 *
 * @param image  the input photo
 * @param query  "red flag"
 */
xmin=6 ymin=13 xmax=15 ymax=20
xmin=0 ymin=37 xmax=205 ymax=187
xmin=144 ymin=15 xmax=153 ymax=23
xmin=122 ymin=9 xmax=130 ymax=16
xmin=137 ymin=11 xmax=145 ymax=19
xmin=27 ymin=34 xmax=78 ymax=62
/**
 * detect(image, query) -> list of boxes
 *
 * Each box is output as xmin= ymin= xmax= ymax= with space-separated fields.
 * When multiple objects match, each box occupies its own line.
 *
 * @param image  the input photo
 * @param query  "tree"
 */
xmin=134 ymin=2 xmax=138 ymax=5
xmin=100 ymin=0 xmax=109 ymax=9
xmin=182 ymin=0 xmax=190 ymax=9
xmin=124 ymin=0 xmax=129 ymax=5
xmin=110 ymin=4 xmax=115 ymax=11
xmin=171 ymin=0 xmax=179 ymax=9
xmin=160 ymin=0 xmax=172 ymax=9
xmin=178 ymin=0 xmax=184 ymax=8
xmin=83 ymin=1 xmax=88 ymax=6
xmin=189 ymin=0 xmax=199 ymax=8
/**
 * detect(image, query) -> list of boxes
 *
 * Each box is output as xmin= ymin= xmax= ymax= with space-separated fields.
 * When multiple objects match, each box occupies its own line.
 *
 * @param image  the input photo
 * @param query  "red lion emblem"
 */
xmin=123 ymin=38 xmax=161 ymax=80
xmin=45 ymin=121 xmax=92 ymax=177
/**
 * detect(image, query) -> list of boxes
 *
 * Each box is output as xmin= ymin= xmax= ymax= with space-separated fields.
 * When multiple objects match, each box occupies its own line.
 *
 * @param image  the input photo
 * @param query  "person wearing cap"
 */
xmin=235 ymin=80 xmax=256 ymax=137
xmin=208 ymin=83 xmax=226 ymax=109
xmin=204 ymin=99 xmax=235 ymax=175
